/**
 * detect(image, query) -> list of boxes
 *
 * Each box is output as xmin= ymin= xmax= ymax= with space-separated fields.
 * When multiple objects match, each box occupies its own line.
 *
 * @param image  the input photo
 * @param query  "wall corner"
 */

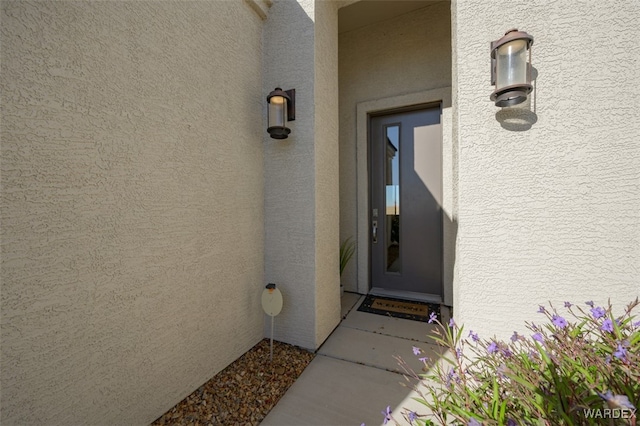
xmin=245 ymin=0 xmax=273 ymax=20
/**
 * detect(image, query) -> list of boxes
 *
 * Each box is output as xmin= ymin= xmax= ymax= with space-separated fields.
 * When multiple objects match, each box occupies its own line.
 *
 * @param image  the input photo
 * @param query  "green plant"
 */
xmin=339 ymin=237 xmax=356 ymax=276
xmin=389 ymin=299 xmax=639 ymax=425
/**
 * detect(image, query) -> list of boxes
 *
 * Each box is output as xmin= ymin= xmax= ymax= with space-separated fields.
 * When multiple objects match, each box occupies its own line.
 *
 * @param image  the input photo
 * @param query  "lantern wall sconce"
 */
xmin=490 ymin=29 xmax=534 ymax=107
xmin=267 ymin=87 xmax=296 ymax=139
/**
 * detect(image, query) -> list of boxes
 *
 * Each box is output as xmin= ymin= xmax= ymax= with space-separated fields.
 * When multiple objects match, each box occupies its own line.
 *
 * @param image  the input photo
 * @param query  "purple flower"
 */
xmin=506 ymin=419 xmax=517 ymax=426
xmin=468 ymin=418 xmax=482 ymax=426
xmin=586 ymin=300 xmax=594 ymax=307
xmin=381 ymin=406 xmax=392 ymax=425
xmin=501 ymin=348 xmax=513 ymax=358
xmin=532 ymin=332 xmax=544 ymax=343
xmin=633 ymin=320 xmax=640 ymax=327
xmin=597 ymin=391 xmax=636 ymax=410
xmin=590 ymin=306 xmax=606 ymax=319
xmin=552 ymin=314 xmax=568 ymax=329
xmin=487 ymin=341 xmax=498 ymax=354
xmin=408 ymin=411 xmax=417 ymax=424
xmin=537 ymin=305 xmax=546 ymax=313
xmin=419 ymin=356 xmax=429 ymax=363
xmin=600 ymin=318 xmax=614 ymax=333
xmin=564 ymin=301 xmax=572 ymax=308
xmin=613 ymin=342 xmax=627 ymax=360
xmin=449 ymin=318 xmax=456 ymax=328
xmin=468 ymin=330 xmax=479 ymax=342
xmin=412 ymin=346 xmax=421 ymax=356
xmin=445 ymin=368 xmax=455 ymax=387
xmin=456 ymin=347 xmax=463 ymax=359
xmin=428 ymin=311 xmax=437 ymax=324
xmin=510 ymin=331 xmax=519 ymax=342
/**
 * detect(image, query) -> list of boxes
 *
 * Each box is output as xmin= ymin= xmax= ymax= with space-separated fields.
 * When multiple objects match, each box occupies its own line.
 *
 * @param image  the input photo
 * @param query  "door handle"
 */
xmin=372 ymin=220 xmax=378 ymax=243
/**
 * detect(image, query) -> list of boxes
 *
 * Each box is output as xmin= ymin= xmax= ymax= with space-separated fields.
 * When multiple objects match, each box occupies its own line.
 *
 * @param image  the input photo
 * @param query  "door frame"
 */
xmin=355 ymin=88 xmax=453 ymax=304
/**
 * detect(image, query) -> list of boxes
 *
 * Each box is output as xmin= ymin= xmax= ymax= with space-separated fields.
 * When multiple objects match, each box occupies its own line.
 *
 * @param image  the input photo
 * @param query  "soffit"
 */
xmin=338 ymin=0 xmax=440 ymax=34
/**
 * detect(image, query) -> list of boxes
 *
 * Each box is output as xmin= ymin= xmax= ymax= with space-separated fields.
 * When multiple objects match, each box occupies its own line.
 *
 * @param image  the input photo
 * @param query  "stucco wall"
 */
xmin=263 ymin=0 xmax=340 ymax=350
xmin=263 ymin=0 xmax=317 ymax=350
xmin=338 ymin=1 xmax=452 ymax=297
xmin=313 ymin=0 xmax=342 ymax=346
xmin=452 ymin=0 xmax=640 ymax=340
xmin=1 ymin=2 xmax=265 ymax=424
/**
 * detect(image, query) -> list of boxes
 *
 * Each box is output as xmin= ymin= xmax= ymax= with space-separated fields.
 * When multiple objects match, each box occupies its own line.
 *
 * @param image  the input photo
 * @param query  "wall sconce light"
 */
xmin=490 ymin=29 xmax=534 ymax=107
xmin=267 ymin=87 xmax=296 ymax=139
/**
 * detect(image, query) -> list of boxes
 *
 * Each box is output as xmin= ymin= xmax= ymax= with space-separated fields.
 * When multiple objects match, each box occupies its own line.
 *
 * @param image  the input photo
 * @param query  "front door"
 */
xmin=370 ymin=106 xmax=442 ymax=296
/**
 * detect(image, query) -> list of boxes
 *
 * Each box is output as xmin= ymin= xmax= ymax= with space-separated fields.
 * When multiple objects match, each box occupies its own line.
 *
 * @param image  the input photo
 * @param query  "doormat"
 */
xmin=357 ymin=294 xmax=440 ymax=323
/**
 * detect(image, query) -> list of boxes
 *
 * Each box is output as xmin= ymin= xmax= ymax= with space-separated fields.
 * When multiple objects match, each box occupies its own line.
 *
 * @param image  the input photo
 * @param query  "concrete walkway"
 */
xmin=261 ymin=293 xmax=450 ymax=426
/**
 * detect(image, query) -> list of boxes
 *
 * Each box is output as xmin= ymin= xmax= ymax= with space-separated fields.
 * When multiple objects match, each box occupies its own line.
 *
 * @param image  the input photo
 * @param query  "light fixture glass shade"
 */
xmin=268 ymin=95 xmax=287 ymax=128
xmin=491 ymin=29 xmax=533 ymax=107
xmin=495 ymin=39 xmax=528 ymax=89
xmin=267 ymin=87 xmax=292 ymax=139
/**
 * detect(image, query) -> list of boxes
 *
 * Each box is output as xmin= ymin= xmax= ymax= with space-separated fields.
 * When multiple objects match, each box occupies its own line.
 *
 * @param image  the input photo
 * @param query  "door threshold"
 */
xmin=369 ymin=287 xmax=442 ymax=304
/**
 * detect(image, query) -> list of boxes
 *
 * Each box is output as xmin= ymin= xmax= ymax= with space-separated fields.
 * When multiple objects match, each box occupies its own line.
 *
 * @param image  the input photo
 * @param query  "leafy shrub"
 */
xmin=394 ymin=299 xmax=639 ymax=425
xmin=339 ymin=236 xmax=356 ymax=276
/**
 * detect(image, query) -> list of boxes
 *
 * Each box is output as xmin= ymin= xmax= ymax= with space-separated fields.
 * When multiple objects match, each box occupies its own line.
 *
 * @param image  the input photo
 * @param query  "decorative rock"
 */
xmin=152 ymin=339 xmax=314 ymax=426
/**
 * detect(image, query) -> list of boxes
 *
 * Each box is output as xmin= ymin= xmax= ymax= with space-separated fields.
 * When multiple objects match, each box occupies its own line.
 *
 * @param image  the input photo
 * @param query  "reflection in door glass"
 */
xmin=385 ymin=125 xmax=400 ymax=273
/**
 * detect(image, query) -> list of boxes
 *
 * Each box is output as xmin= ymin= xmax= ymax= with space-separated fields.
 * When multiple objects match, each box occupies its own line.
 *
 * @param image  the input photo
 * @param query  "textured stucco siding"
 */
xmin=453 ymin=0 xmax=640 ymax=340
xmin=263 ymin=0 xmax=340 ymax=350
xmin=314 ymin=0 xmax=341 ymax=347
xmin=338 ymin=1 xmax=452 ymax=295
xmin=1 ymin=2 xmax=265 ymax=424
xmin=263 ymin=0 xmax=318 ymax=350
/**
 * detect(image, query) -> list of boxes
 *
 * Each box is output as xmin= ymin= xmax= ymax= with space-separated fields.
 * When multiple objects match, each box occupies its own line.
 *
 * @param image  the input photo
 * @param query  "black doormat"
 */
xmin=357 ymin=294 xmax=441 ymax=323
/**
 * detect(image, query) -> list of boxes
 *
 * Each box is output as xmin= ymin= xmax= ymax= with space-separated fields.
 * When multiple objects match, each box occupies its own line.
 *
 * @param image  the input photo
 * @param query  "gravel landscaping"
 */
xmin=152 ymin=339 xmax=315 ymax=426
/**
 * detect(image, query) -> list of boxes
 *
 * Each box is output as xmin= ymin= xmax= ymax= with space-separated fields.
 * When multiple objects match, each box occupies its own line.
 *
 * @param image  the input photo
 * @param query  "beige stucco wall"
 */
xmin=313 ymin=0 xmax=342 ymax=347
xmin=1 ymin=1 xmax=266 ymax=424
xmin=263 ymin=0 xmax=340 ymax=349
xmin=452 ymin=0 xmax=640 ymax=340
xmin=338 ymin=1 xmax=452 ymax=300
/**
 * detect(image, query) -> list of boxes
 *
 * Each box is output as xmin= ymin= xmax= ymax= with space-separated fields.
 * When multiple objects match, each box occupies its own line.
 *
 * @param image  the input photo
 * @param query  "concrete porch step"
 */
xmin=317 ymin=326 xmax=444 ymax=375
xmin=339 ymin=309 xmax=440 ymax=343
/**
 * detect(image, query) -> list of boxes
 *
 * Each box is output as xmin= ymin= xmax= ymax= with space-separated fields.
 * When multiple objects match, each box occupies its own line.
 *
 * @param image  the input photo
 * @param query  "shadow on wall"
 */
xmin=495 ymin=67 xmax=539 ymax=131
xmin=444 ymin=209 xmax=457 ymax=310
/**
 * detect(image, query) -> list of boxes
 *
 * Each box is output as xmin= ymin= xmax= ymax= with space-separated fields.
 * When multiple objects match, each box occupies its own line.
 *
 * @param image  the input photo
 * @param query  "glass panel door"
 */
xmin=370 ymin=106 xmax=443 ymax=296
